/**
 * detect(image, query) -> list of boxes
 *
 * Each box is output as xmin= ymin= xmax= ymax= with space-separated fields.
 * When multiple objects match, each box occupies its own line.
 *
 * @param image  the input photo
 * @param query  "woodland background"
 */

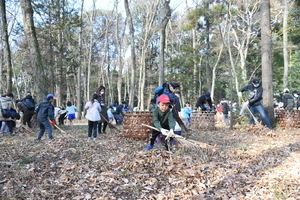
xmin=1 ymin=0 xmax=300 ymax=120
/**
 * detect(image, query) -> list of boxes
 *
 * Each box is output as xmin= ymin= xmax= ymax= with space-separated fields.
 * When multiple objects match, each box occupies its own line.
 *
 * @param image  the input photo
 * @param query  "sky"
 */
xmin=83 ymin=0 xmax=195 ymax=14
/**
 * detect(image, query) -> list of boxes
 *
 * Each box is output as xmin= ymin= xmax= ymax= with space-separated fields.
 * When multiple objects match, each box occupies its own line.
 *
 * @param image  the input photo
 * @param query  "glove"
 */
xmin=51 ymin=120 xmax=56 ymax=126
xmin=160 ymin=128 xmax=169 ymax=136
xmin=238 ymin=92 xmax=242 ymax=97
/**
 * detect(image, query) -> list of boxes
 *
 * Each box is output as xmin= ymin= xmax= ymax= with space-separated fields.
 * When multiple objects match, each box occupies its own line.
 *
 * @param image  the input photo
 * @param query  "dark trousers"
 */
xmin=149 ymin=125 xmax=172 ymax=150
xmin=98 ymin=122 xmax=107 ymax=133
xmin=88 ymin=120 xmax=98 ymax=138
xmin=38 ymin=119 xmax=53 ymax=140
xmin=23 ymin=110 xmax=34 ymax=128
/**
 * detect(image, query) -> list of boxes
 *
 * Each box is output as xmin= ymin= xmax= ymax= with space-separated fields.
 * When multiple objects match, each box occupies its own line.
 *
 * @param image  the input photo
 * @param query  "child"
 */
xmin=144 ymin=94 xmax=176 ymax=151
xmin=84 ymin=94 xmax=101 ymax=140
xmin=35 ymin=94 xmax=56 ymax=141
xmin=66 ymin=101 xmax=77 ymax=128
xmin=182 ymin=101 xmax=193 ymax=128
xmin=107 ymin=106 xmax=114 ymax=124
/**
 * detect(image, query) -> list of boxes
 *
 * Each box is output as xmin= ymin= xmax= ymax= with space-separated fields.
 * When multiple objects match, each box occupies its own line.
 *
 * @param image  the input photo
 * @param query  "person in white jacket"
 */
xmin=85 ymin=94 xmax=101 ymax=140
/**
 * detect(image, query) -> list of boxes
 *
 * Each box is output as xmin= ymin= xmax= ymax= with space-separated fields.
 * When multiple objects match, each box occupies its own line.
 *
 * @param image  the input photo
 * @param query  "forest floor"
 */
xmin=0 ymin=119 xmax=299 ymax=200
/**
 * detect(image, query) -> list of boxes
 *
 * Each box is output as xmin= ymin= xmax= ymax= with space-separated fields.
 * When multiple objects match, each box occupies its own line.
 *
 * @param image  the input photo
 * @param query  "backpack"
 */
xmin=23 ymin=99 xmax=35 ymax=110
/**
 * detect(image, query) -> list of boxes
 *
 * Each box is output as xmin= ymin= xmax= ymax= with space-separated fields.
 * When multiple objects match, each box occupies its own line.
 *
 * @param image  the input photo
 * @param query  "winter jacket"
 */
xmin=97 ymin=96 xmax=108 ymax=122
xmin=85 ymin=100 xmax=101 ymax=122
xmin=153 ymin=84 xmax=176 ymax=104
xmin=0 ymin=96 xmax=13 ymax=121
xmin=239 ymin=83 xmax=263 ymax=107
xmin=283 ymin=94 xmax=294 ymax=110
xmin=152 ymin=106 xmax=176 ymax=131
xmin=221 ymin=102 xmax=230 ymax=114
xmin=195 ymin=95 xmax=212 ymax=111
xmin=115 ymin=104 xmax=125 ymax=116
xmin=182 ymin=106 xmax=192 ymax=119
xmin=36 ymin=100 xmax=55 ymax=122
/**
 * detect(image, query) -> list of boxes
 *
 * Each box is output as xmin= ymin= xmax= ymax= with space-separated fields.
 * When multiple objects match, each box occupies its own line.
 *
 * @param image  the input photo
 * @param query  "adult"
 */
xmin=36 ymin=94 xmax=56 ymax=141
xmin=21 ymin=91 xmax=35 ymax=128
xmin=195 ymin=91 xmax=212 ymax=111
xmin=96 ymin=86 xmax=108 ymax=134
xmin=153 ymin=82 xmax=180 ymax=104
xmin=0 ymin=93 xmax=17 ymax=135
xmin=238 ymin=78 xmax=272 ymax=129
xmin=292 ymin=90 xmax=300 ymax=110
xmin=282 ymin=88 xmax=294 ymax=110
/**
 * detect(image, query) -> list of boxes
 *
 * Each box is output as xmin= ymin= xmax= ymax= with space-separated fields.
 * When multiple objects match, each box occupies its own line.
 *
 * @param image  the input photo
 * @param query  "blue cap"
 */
xmin=47 ymin=94 xmax=56 ymax=100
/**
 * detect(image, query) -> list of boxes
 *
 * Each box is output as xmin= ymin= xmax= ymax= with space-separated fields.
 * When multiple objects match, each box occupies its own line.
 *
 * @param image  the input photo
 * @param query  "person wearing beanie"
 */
xmin=195 ymin=91 xmax=213 ymax=111
xmin=292 ymin=90 xmax=300 ymax=110
xmin=282 ymin=88 xmax=294 ymax=110
xmin=153 ymin=81 xmax=180 ymax=105
xmin=144 ymin=94 xmax=176 ymax=151
xmin=238 ymin=78 xmax=272 ymax=129
xmin=35 ymin=94 xmax=56 ymax=141
xmin=21 ymin=91 xmax=36 ymax=128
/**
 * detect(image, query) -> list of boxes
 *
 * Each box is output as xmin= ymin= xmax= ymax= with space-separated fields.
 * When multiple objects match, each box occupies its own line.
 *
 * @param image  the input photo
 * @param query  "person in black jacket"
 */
xmin=21 ymin=91 xmax=35 ymax=128
xmin=292 ymin=90 xmax=300 ymax=110
xmin=238 ymin=78 xmax=272 ymax=129
xmin=35 ymin=94 xmax=56 ymax=141
xmin=195 ymin=92 xmax=212 ymax=111
xmin=113 ymin=101 xmax=126 ymax=125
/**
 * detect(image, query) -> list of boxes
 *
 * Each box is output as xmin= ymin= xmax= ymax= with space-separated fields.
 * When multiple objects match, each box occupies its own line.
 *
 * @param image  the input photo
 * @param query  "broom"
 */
xmin=100 ymin=113 xmax=120 ymax=132
xmin=141 ymin=123 xmax=216 ymax=152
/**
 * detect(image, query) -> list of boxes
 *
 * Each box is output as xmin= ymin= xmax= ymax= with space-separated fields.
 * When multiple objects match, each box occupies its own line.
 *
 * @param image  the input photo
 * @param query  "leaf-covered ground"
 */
xmin=0 ymin=122 xmax=299 ymax=200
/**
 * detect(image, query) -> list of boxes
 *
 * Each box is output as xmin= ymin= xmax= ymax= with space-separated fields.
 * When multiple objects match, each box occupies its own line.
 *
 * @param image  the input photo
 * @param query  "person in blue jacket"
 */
xmin=182 ymin=101 xmax=193 ymax=128
xmin=35 ymin=94 xmax=56 ymax=141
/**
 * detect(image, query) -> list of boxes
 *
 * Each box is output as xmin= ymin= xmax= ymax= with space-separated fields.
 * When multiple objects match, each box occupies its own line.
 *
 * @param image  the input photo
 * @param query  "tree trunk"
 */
xmin=283 ymin=0 xmax=289 ymax=88
xmin=124 ymin=0 xmax=137 ymax=109
xmin=0 ymin=0 xmax=13 ymax=92
xmin=20 ymin=0 xmax=45 ymax=102
xmin=261 ymin=0 xmax=275 ymax=125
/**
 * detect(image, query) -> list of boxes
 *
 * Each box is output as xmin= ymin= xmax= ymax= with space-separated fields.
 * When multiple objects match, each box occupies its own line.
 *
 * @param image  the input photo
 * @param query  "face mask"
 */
xmin=100 ymin=92 xmax=104 ymax=95
xmin=294 ymin=94 xmax=299 ymax=98
xmin=170 ymin=89 xmax=175 ymax=92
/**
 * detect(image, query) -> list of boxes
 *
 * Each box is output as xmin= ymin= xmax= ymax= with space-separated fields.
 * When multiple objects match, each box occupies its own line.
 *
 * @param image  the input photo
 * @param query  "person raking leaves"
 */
xmin=35 ymin=94 xmax=56 ymax=141
xmin=144 ymin=94 xmax=176 ymax=151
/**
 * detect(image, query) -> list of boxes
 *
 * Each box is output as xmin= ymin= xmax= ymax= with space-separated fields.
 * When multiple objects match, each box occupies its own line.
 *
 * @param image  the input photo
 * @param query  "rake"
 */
xmin=141 ymin=124 xmax=216 ymax=152
xmin=100 ymin=113 xmax=120 ymax=133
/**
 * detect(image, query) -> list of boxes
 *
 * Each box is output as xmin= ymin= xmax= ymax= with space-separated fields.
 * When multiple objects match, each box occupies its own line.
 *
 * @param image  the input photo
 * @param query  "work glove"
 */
xmin=160 ymin=128 xmax=169 ymax=136
xmin=51 ymin=120 xmax=56 ymax=126
xmin=238 ymin=92 xmax=242 ymax=98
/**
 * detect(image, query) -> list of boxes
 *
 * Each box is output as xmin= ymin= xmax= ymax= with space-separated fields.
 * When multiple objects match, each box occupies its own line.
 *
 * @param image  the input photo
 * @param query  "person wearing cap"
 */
xmin=144 ymin=94 xmax=176 ymax=151
xmin=35 ymin=94 xmax=56 ymax=141
xmin=195 ymin=91 xmax=213 ymax=111
xmin=238 ymin=78 xmax=272 ymax=129
xmin=182 ymin=101 xmax=193 ymax=128
xmin=84 ymin=93 xmax=102 ymax=140
xmin=292 ymin=90 xmax=300 ymax=110
xmin=282 ymin=88 xmax=294 ymax=110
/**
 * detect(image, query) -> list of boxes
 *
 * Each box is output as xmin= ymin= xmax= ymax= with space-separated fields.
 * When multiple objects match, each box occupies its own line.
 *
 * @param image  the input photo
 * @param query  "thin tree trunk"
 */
xmin=124 ymin=0 xmax=137 ymax=109
xmin=261 ymin=0 xmax=275 ymax=125
xmin=0 ymin=0 xmax=13 ymax=92
xmin=283 ymin=0 xmax=289 ymax=88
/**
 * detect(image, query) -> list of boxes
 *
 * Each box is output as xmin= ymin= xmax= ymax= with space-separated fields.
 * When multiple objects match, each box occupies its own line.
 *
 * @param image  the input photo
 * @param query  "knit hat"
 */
xmin=205 ymin=92 xmax=211 ymax=99
xmin=169 ymin=82 xmax=180 ymax=89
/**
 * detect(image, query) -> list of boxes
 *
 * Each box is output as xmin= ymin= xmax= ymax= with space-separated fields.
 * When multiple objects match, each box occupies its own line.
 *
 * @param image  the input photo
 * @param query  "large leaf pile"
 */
xmin=0 ymin=124 xmax=299 ymax=199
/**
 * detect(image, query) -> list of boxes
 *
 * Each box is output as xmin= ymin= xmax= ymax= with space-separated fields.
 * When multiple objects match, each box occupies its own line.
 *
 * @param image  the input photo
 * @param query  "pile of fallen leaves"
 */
xmin=0 ymin=123 xmax=299 ymax=199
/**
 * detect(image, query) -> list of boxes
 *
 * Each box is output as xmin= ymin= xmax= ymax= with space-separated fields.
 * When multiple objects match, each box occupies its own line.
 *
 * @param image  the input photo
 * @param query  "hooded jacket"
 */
xmin=36 ymin=100 xmax=55 ymax=121
xmin=239 ymin=83 xmax=263 ymax=107
xmin=0 ymin=96 xmax=13 ymax=121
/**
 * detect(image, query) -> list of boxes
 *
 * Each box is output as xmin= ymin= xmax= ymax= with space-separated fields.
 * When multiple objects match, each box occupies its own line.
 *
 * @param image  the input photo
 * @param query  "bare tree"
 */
xmin=20 ymin=0 xmax=45 ymax=102
xmin=124 ymin=0 xmax=137 ymax=109
xmin=261 ymin=0 xmax=275 ymax=125
xmin=0 ymin=0 xmax=13 ymax=92
xmin=283 ymin=0 xmax=289 ymax=88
